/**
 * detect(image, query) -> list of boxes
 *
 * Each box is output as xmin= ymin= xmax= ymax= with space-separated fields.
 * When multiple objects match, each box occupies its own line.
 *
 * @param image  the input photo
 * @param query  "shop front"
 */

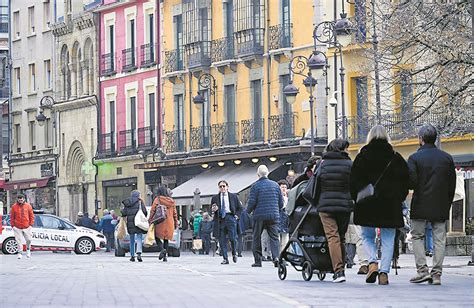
xmin=4 ymin=176 xmax=56 ymax=214
xmin=102 ymin=177 xmax=137 ymax=214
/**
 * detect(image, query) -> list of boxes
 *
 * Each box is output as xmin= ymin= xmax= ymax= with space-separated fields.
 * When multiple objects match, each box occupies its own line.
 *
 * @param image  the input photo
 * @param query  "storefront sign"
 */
xmin=161 ymin=175 xmax=176 ymax=185
xmin=457 ymin=167 xmax=474 ymax=180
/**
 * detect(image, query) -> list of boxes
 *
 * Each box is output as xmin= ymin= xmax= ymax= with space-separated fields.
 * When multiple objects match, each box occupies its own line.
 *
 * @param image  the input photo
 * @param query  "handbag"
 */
xmin=134 ymin=203 xmax=150 ymax=231
xmin=144 ymin=224 xmax=156 ymax=248
xmin=117 ymin=218 xmax=128 ymax=240
xmin=356 ymin=157 xmax=394 ymax=204
xmin=302 ymin=161 xmax=323 ymax=206
xmin=150 ymin=202 xmax=168 ymax=225
xmin=192 ymin=239 xmax=203 ymax=250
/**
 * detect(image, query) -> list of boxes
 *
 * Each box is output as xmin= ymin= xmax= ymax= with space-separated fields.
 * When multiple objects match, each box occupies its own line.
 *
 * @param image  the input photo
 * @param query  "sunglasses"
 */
xmin=219 ymin=185 xmax=227 ymax=188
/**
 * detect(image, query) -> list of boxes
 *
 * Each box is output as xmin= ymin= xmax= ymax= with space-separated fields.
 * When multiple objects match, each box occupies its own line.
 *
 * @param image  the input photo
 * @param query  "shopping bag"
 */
xmin=135 ymin=206 xmax=150 ymax=231
xmin=144 ymin=224 xmax=156 ymax=248
xmin=192 ymin=239 xmax=203 ymax=250
xmin=117 ymin=218 xmax=128 ymax=240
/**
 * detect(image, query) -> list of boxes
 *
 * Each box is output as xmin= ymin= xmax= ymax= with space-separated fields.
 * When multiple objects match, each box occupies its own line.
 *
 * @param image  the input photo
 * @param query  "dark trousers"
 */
xmin=202 ymin=233 xmax=211 ymax=254
xmin=155 ymin=237 xmax=169 ymax=251
xmin=237 ymin=233 xmax=244 ymax=255
xmin=220 ymin=215 xmax=237 ymax=260
xmin=252 ymin=219 xmax=280 ymax=264
xmin=393 ymin=229 xmax=401 ymax=259
xmin=345 ymin=243 xmax=356 ymax=266
xmin=104 ymin=232 xmax=114 ymax=252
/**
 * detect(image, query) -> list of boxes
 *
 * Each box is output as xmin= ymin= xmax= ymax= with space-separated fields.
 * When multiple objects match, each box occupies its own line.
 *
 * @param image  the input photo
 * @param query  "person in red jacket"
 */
xmin=10 ymin=194 xmax=35 ymax=259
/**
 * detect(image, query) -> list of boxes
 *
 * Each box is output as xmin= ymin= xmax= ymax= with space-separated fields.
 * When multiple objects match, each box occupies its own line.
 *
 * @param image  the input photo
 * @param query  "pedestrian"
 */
xmin=292 ymin=155 xmax=320 ymax=188
xmin=315 ymin=139 xmax=354 ymax=283
xmin=10 ymin=194 xmax=34 ymax=259
xmin=350 ymin=125 xmax=409 ymax=285
xmin=237 ymin=209 xmax=252 ymax=257
xmin=121 ymin=190 xmax=148 ymax=262
xmin=199 ymin=212 xmax=213 ymax=255
xmin=392 ymin=201 xmax=410 ymax=269
xmin=149 ymin=186 xmax=178 ymax=262
xmin=78 ymin=212 xmax=95 ymax=230
xmin=261 ymin=230 xmax=272 ymax=261
xmin=425 ymin=222 xmax=433 ymax=257
xmin=211 ymin=180 xmax=242 ymax=264
xmin=92 ymin=214 xmax=100 ymax=230
xmin=98 ymin=209 xmax=115 ymax=252
xmin=193 ymin=210 xmax=203 ymax=238
xmin=75 ymin=211 xmax=84 ymax=225
xmin=408 ymin=124 xmax=456 ymax=285
xmin=277 ymin=180 xmax=290 ymax=253
xmin=246 ymin=165 xmax=283 ymax=267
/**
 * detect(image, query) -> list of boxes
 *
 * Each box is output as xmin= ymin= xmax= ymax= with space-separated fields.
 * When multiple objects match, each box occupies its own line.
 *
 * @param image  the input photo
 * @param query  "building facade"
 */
xmin=95 ymin=0 xmax=160 ymax=214
xmin=0 ymin=0 xmax=9 ymax=213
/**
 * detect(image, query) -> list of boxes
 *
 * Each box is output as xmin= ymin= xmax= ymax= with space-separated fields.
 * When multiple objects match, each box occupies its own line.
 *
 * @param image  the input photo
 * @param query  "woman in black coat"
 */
xmin=121 ymin=190 xmax=148 ymax=262
xmin=316 ymin=138 xmax=353 ymax=283
xmin=350 ymin=125 xmax=409 ymax=285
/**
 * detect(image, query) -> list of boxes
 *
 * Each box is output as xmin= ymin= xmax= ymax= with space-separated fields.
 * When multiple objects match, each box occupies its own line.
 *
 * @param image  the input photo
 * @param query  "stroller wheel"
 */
xmin=278 ymin=262 xmax=287 ymax=280
xmin=302 ymin=261 xmax=313 ymax=281
xmin=317 ymin=273 xmax=326 ymax=281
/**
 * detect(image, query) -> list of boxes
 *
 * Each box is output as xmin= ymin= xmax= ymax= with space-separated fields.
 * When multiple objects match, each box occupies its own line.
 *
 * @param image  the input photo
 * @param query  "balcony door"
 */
xmin=174 ymin=94 xmax=185 ymax=150
xmin=281 ymin=0 xmax=290 ymax=46
xmin=149 ymin=93 xmax=156 ymax=144
xmin=130 ymin=96 xmax=137 ymax=148
xmin=355 ymin=77 xmax=368 ymax=139
xmin=174 ymin=15 xmax=183 ymax=70
xmin=251 ymin=79 xmax=263 ymax=141
xmin=109 ymin=100 xmax=116 ymax=151
xmin=225 ymin=85 xmax=236 ymax=143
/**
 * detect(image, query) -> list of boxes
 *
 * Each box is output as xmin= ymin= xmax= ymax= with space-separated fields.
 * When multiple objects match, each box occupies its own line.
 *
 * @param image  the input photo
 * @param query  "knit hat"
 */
xmin=131 ymin=190 xmax=141 ymax=199
xmin=77 ymin=211 xmax=84 ymax=217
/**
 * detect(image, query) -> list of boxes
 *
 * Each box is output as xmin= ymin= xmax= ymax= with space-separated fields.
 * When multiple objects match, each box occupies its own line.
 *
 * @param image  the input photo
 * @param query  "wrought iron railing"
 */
xmin=211 ymin=37 xmax=235 ymax=63
xmin=164 ymin=129 xmax=186 ymax=153
xmin=211 ymin=122 xmax=240 ymax=147
xmin=137 ymin=126 xmax=155 ymax=149
xmin=100 ymin=53 xmax=115 ymax=76
xmin=140 ymin=43 xmax=156 ymax=67
xmin=268 ymin=23 xmax=292 ymax=50
xmin=186 ymin=42 xmax=211 ymax=70
xmin=118 ymin=129 xmax=137 ymax=152
xmin=234 ymin=29 xmax=264 ymax=58
xmin=190 ymin=126 xmax=211 ymax=150
xmin=241 ymin=118 xmax=265 ymax=144
xmin=269 ymin=113 xmax=295 ymax=141
xmin=122 ymin=47 xmax=137 ymax=72
xmin=164 ymin=48 xmax=184 ymax=73
xmin=99 ymin=132 xmax=115 ymax=155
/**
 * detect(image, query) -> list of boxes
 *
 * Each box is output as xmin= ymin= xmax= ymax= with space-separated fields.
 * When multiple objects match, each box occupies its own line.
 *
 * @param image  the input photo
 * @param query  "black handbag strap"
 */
xmin=373 ymin=156 xmax=394 ymax=188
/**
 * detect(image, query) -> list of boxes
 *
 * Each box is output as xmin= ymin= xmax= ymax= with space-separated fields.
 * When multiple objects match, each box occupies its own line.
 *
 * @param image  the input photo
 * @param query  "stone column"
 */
xmin=69 ymin=63 xmax=77 ymax=99
xmin=88 ymin=59 xmax=94 ymax=95
xmin=81 ymin=60 xmax=89 ymax=95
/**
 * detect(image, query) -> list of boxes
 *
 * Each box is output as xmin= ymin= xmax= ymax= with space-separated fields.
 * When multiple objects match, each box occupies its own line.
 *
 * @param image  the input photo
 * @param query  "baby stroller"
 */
xmin=277 ymin=181 xmax=333 ymax=281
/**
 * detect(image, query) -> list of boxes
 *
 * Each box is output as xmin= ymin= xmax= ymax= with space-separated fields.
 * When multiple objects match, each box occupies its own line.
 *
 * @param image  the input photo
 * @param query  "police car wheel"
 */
xmin=75 ymin=237 xmax=95 ymax=254
xmin=2 ymin=237 xmax=19 ymax=254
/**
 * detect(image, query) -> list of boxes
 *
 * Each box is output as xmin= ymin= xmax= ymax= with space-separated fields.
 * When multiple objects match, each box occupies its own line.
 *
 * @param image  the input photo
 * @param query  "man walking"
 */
xmin=211 ymin=180 xmax=242 ymax=264
xmin=408 ymin=124 xmax=456 ymax=285
xmin=247 ymin=165 xmax=283 ymax=267
xmin=98 ymin=209 xmax=115 ymax=252
xmin=10 ymin=194 xmax=35 ymax=259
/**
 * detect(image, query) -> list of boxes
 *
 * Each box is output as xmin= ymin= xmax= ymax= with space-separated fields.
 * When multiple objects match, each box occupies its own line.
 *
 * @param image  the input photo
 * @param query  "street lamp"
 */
xmin=193 ymin=73 xmax=217 ymax=112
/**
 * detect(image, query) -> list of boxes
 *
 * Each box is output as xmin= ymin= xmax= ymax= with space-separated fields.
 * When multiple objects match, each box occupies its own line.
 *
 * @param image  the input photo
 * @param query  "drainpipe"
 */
xmin=91 ymin=9 xmax=101 ymax=216
xmin=7 ymin=0 xmax=12 ymax=183
xmin=189 ymin=71 xmax=193 ymax=151
xmin=266 ymin=0 xmax=271 ymax=143
xmin=156 ymin=0 xmax=162 ymax=148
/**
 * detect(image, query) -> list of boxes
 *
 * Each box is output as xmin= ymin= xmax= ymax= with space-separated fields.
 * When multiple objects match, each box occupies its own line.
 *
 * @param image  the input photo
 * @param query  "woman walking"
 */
xmin=350 ymin=125 xmax=409 ymax=285
xmin=121 ymin=190 xmax=148 ymax=262
xmin=316 ymin=138 xmax=354 ymax=283
xmin=149 ymin=186 xmax=178 ymax=262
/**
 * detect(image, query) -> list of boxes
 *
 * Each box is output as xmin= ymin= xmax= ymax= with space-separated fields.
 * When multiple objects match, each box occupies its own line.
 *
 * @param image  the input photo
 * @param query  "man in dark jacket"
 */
xmin=211 ymin=180 xmax=243 ymax=264
xmin=408 ymin=124 xmax=456 ymax=285
xmin=78 ymin=212 xmax=95 ymax=230
xmin=247 ymin=165 xmax=283 ymax=267
xmin=199 ymin=212 xmax=214 ymax=255
xmin=98 ymin=209 xmax=115 ymax=252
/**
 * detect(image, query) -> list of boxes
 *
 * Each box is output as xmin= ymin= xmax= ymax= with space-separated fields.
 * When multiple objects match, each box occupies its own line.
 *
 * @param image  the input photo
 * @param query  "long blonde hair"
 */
xmin=366 ymin=125 xmax=391 ymax=144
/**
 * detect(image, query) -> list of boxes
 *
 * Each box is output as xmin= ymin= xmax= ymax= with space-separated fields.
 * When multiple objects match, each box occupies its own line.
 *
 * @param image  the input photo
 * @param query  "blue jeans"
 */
xmin=361 ymin=227 xmax=396 ymax=274
xmin=425 ymin=223 xmax=433 ymax=252
xmin=219 ymin=215 xmax=237 ymax=260
xmin=129 ymin=233 xmax=143 ymax=257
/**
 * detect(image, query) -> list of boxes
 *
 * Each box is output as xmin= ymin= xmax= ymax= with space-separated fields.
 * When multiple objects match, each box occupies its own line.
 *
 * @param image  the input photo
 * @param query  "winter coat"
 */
xmin=77 ymin=215 xmax=95 ymax=230
xmin=98 ymin=214 xmax=115 ymax=233
xmin=350 ymin=139 xmax=409 ymax=228
xmin=10 ymin=202 xmax=34 ymax=229
xmin=316 ymin=151 xmax=354 ymax=213
xmin=121 ymin=197 xmax=148 ymax=234
xmin=199 ymin=220 xmax=214 ymax=236
xmin=193 ymin=213 xmax=203 ymax=236
xmin=408 ymin=144 xmax=456 ymax=222
xmin=278 ymin=207 xmax=289 ymax=233
xmin=247 ymin=177 xmax=283 ymax=222
xmin=292 ymin=169 xmax=313 ymax=188
xmin=150 ymin=196 xmax=178 ymax=241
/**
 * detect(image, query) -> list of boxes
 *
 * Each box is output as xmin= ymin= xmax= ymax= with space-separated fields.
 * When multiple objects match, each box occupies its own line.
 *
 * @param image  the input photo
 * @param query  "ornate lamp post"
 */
xmin=193 ymin=73 xmax=217 ymax=112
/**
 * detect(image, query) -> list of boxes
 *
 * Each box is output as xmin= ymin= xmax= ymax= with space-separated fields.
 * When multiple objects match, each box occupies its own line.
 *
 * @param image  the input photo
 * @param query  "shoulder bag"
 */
xmin=302 ymin=161 xmax=323 ymax=206
xmin=356 ymin=157 xmax=394 ymax=205
xmin=134 ymin=202 xmax=150 ymax=231
xmin=150 ymin=201 xmax=168 ymax=225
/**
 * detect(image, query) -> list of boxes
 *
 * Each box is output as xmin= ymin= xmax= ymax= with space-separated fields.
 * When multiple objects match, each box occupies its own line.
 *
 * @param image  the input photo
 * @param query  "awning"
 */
xmin=4 ymin=177 xmax=54 ymax=191
xmin=171 ymin=162 xmax=283 ymax=206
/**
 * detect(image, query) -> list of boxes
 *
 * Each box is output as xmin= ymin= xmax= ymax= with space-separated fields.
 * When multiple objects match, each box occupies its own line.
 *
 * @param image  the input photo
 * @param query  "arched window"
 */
xmin=60 ymin=45 xmax=71 ymax=99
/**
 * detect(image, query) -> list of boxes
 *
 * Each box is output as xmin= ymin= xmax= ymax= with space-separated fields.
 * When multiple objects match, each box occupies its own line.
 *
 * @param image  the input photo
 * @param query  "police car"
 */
xmin=0 ymin=212 xmax=106 ymax=255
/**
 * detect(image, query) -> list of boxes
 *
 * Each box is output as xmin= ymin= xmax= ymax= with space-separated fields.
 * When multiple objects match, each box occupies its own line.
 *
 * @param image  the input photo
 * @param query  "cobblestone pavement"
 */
xmin=1 ymin=251 xmax=473 ymax=307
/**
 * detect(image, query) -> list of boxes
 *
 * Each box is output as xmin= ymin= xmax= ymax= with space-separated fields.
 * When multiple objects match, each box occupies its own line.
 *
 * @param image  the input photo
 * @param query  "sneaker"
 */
xmin=26 ymin=250 xmax=31 ymax=258
xmin=429 ymin=273 xmax=441 ymax=285
xmin=410 ymin=272 xmax=432 ymax=284
xmin=17 ymin=253 xmax=22 ymax=259
xmin=129 ymin=256 xmax=135 ymax=262
xmin=357 ymin=265 xmax=368 ymax=275
xmin=251 ymin=263 xmax=262 ymax=267
xmin=333 ymin=271 xmax=346 ymax=283
xmin=273 ymin=258 xmax=279 ymax=268
xmin=163 ymin=255 xmax=168 ymax=262
xmin=221 ymin=259 xmax=229 ymax=265
xmin=378 ymin=272 xmax=389 ymax=285
xmin=366 ymin=263 xmax=379 ymax=283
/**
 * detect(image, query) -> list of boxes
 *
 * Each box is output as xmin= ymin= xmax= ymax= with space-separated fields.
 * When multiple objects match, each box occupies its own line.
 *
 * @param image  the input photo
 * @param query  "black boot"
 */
xmin=137 ymin=253 xmax=143 ymax=262
xmin=130 ymin=256 xmax=135 ymax=262
xmin=159 ymin=249 xmax=167 ymax=260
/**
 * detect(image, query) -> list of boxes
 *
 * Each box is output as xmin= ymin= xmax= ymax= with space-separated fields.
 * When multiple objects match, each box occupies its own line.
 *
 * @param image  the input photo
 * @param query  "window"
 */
xmin=224 ymin=0 xmax=234 ymax=37
xmin=43 ymin=1 xmax=51 ymax=31
xmin=107 ymin=24 xmax=115 ymax=54
xmin=129 ymin=18 xmax=135 ymax=49
xmin=224 ymin=85 xmax=236 ymax=123
xmin=14 ymin=68 xmax=20 ymax=95
xmin=251 ymin=79 xmax=263 ymax=140
xmin=109 ymin=100 xmax=115 ymax=133
xmin=29 ymin=120 xmax=36 ymax=150
xmin=2 ymin=114 xmax=8 ymax=155
xmin=148 ymin=13 xmax=154 ymax=45
xmin=355 ymin=0 xmax=366 ymax=43
xmin=39 ymin=215 xmax=62 ymax=229
xmin=174 ymin=94 xmax=185 ymax=150
xmin=354 ymin=76 xmax=368 ymax=136
xmin=130 ymin=96 xmax=136 ymax=131
xmin=0 ymin=3 xmax=8 ymax=33
xmin=174 ymin=14 xmax=183 ymax=69
xmin=29 ymin=63 xmax=36 ymax=93
xmin=148 ymin=93 xmax=155 ymax=129
xmin=280 ymin=75 xmax=291 ymax=114
xmin=14 ymin=124 xmax=21 ymax=152
xmin=13 ymin=11 xmax=20 ymax=38
xmin=44 ymin=118 xmax=52 ymax=148
xmin=44 ymin=60 xmax=51 ymax=89
xmin=28 ymin=6 xmax=35 ymax=35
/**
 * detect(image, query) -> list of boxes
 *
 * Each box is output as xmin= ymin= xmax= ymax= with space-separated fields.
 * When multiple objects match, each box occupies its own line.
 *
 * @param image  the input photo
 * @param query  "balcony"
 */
xmin=211 ymin=37 xmax=235 ymax=63
xmin=241 ymin=118 xmax=265 ymax=144
xmin=137 ymin=126 xmax=156 ymax=149
xmin=164 ymin=49 xmax=185 ymax=74
xmin=99 ymin=132 xmax=115 ymax=156
xmin=234 ymin=29 xmax=264 ymax=59
xmin=211 ymin=122 xmax=239 ymax=147
xmin=100 ymin=53 xmax=116 ymax=76
xmin=164 ymin=130 xmax=186 ymax=153
xmin=121 ymin=47 xmax=137 ymax=72
xmin=268 ymin=23 xmax=292 ymax=50
xmin=186 ymin=42 xmax=211 ymax=71
xmin=140 ymin=43 xmax=156 ymax=68
xmin=190 ymin=126 xmax=211 ymax=150
xmin=269 ymin=113 xmax=295 ymax=141
xmin=118 ymin=129 xmax=137 ymax=153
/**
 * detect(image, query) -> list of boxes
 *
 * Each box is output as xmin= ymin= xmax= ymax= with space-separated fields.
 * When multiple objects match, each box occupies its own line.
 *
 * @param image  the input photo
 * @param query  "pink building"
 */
xmin=96 ymin=0 xmax=161 ymax=211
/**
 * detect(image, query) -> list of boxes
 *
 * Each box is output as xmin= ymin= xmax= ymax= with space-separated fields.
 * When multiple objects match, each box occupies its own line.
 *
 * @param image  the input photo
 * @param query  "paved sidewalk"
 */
xmin=1 ymin=251 xmax=473 ymax=307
